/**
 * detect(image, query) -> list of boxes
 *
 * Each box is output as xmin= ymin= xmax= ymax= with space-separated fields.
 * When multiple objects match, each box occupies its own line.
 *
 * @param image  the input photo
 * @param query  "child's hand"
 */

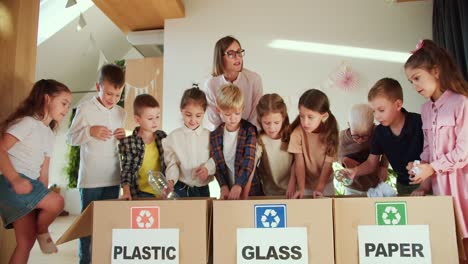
xmin=90 ymin=126 xmax=112 ymax=141
xmin=220 ymin=186 xmax=230 ymax=200
xmin=290 ymin=189 xmax=304 ymax=199
xmin=343 ymin=168 xmax=357 ymax=180
xmin=161 ymin=180 xmax=175 ymax=199
xmin=342 ymin=157 xmax=359 ymax=168
xmin=12 ymin=177 xmax=33 ymax=194
xmin=406 ymin=161 xmax=415 ymax=176
xmin=120 ymin=192 xmax=132 ymax=200
xmin=286 ymin=184 xmax=296 ymax=199
xmin=113 ymin=128 xmax=126 ymax=140
xmin=312 ymin=190 xmax=323 ymax=198
xmin=378 ymin=167 xmax=388 ymax=182
xmin=228 ymin=185 xmax=242 ymax=200
xmin=194 ymin=166 xmax=209 ymax=181
xmin=410 ymin=163 xmax=435 ymax=184
xmin=120 ymin=185 xmax=131 ymax=200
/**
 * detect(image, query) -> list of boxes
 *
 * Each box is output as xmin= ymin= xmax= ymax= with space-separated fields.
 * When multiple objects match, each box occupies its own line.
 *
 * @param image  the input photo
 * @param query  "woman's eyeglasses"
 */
xmin=224 ymin=49 xmax=245 ymax=59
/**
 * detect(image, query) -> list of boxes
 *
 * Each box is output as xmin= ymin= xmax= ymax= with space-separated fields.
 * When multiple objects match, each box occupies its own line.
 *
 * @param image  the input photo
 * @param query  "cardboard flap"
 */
xmin=56 ymin=203 xmax=94 ymax=245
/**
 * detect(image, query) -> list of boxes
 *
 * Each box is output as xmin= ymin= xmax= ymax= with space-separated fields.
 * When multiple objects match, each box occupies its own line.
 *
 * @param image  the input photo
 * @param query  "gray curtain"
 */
xmin=433 ymin=0 xmax=468 ymax=79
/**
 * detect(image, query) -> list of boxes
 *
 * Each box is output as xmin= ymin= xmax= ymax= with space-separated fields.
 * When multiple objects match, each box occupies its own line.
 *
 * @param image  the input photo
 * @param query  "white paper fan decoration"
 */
xmin=330 ymin=63 xmax=358 ymax=92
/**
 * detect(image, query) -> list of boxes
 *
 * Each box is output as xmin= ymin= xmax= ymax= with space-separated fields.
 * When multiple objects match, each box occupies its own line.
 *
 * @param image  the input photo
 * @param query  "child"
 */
xmin=0 ymin=79 xmax=71 ymax=263
xmin=404 ymin=39 xmax=468 ymax=256
xmin=287 ymin=89 xmax=339 ymax=198
xmin=66 ymin=64 xmax=126 ymax=264
xmin=119 ymin=94 xmax=166 ymax=199
xmin=162 ymin=87 xmax=215 ymax=197
xmin=338 ymin=104 xmax=388 ymax=195
xmin=255 ymin=93 xmax=293 ymax=196
xmin=345 ymin=78 xmax=424 ymax=195
xmin=210 ymin=84 xmax=263 ymax=199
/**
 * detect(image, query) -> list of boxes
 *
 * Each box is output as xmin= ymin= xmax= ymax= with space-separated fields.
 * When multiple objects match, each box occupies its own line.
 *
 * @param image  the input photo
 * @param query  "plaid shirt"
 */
xmin=119 ymin=127 xmax=166 ymax=198
xmin=210 ymin=119 xmax=262 ymax=195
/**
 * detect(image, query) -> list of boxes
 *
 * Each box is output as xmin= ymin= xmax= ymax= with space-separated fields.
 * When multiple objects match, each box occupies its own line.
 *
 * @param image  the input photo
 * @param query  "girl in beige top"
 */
xmin=287 ymin=89 xmax=339 ymax=198
xmin=255 ymin=94 xmax=293 ymax=196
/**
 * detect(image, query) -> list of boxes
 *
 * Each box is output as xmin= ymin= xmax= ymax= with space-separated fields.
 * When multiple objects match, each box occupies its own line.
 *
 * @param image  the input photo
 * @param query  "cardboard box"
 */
xmin=213 ymin=198 xmax=334 ymax=264
xmin=57 ymin=199 xmax=211 ymax=264
xmin=333 ymin=196 xmax=458 ymax=263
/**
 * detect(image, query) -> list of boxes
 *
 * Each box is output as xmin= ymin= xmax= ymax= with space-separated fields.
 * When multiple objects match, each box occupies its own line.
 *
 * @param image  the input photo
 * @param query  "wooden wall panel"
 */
xmin=0 ymin=1 xmax=39 ymax=263
xmin=124 ymin=57 xmax=164 ymax=130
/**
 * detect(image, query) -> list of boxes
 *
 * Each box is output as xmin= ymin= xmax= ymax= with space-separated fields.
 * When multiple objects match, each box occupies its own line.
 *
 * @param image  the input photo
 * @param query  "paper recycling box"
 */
xmin=333 ymin=196 xmax=458 ymax=264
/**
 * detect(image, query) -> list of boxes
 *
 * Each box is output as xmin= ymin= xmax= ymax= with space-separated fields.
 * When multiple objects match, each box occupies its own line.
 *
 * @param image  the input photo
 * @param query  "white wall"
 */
xmin=163 ymin=0 xmax=432 ymax=132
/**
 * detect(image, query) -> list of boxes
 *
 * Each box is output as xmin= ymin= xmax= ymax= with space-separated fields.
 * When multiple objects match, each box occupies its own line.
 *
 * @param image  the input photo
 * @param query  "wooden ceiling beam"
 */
xmin=92 ymin=0 xmax=185 ymax=34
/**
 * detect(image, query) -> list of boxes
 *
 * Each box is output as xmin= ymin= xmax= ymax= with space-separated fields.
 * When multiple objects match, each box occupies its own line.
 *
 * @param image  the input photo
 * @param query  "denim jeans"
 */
xmin=78 ymin=185 xmax=119 ymax=264
xmin=173 ymin=181 xmax=210 ymax=197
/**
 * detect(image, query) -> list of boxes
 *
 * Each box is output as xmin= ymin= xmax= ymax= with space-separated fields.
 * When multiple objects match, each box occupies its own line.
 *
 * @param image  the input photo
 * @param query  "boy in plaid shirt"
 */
xmin=119 ymin=94 xmax=166 ymax=199
xmin=210 ymin=84 xmax=263 ymax=199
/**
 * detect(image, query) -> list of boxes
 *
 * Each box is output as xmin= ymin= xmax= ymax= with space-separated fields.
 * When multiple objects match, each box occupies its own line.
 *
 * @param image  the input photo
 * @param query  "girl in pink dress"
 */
xmin=405 ymin=39 xmax=468 ymax=259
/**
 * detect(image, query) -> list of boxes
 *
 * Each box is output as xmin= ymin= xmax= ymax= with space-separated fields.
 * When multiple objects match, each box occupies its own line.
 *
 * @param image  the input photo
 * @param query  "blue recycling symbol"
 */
xmin=255 ymin=204 xmax=286 ymax=228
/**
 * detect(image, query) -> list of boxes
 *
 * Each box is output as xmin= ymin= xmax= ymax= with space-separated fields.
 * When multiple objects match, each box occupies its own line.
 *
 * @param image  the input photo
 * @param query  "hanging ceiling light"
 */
xmin=76 ymin=13 xmax=86 ymax=31
xmin=65 ymin=0 xmax=77 ymax=8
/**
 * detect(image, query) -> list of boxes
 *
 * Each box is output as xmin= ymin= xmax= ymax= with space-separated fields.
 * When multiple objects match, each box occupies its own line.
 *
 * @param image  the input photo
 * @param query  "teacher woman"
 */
xmin=205 ymin=36 xmax=263 ymax=130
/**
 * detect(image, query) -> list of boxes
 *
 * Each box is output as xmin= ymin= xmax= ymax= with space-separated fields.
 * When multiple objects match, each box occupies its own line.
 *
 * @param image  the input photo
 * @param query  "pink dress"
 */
xmin=420 ymin=90 xmax=468 ymax=238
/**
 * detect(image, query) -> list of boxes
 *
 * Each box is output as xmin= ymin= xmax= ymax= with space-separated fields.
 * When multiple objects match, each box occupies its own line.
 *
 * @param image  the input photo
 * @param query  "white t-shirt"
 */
xmin=66 ymin=97 xmax=126 ymax=188
xmin=6 ymin=116 xmax=55 ymax=179
xmin=223 ymin=127 xmax=239 ymax=186
xmin=162 ymin=125 xmax=215 ymax=187
xmin=204 ymin=68 xmax=263 ymax=130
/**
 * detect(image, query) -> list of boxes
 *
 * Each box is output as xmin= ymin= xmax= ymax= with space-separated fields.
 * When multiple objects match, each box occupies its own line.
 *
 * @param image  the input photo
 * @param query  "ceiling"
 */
xmin=92 ymin=0 xmax=185 ymax=34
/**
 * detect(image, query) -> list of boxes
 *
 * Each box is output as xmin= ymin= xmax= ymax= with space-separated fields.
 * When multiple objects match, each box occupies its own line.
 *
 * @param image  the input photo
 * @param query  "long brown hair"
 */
xmin=405 ymin=39 xmax=468 ymax=97
xmin=256 ymin=93 xmax=290 ymax=142
xmin=212 ymin=36 xmax=243 ymax=77
xmin=289 ymin=89 xmax=339 ymax=156
xmin=0 ymin=79 xmax=71 ymax=134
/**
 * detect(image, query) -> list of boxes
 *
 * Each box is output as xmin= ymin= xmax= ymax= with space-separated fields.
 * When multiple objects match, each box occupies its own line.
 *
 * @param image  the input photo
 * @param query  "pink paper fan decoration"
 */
xmin=330 ymin=64 xmax=358 ymax=92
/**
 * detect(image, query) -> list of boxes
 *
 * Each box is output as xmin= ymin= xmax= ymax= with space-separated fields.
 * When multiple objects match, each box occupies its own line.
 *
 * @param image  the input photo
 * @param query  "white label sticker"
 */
xmin=112 ymin=229 xmax=179 ymax=264
xmin=237 ymin=227 xmax=308 ymax=264
xmin=358 ymin=225 xmax=432 ymax=264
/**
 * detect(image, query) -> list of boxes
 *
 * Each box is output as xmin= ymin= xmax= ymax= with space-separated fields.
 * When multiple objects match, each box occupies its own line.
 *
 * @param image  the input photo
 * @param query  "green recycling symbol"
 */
xmin=375 ymin=202 xmax=407 ymax=225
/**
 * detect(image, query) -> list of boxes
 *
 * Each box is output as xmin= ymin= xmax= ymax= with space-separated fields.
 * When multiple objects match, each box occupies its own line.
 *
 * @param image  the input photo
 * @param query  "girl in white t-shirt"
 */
xmin=255 ymin=94 xmax=294 ymax=196
xmin=0 ymin=79 xmax=71 ymax=262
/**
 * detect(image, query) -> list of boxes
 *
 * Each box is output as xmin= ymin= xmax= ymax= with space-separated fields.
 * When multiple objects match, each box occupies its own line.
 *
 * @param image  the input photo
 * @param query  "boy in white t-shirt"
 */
xmin=66 ymin=64 xmax=126 ymax=264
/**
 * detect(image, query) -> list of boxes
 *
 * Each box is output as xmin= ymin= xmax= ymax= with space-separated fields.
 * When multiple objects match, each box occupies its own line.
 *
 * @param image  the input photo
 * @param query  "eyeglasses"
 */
xmin=224 ymin=49 xmax=245 ymax=59
xmin=351 ymin=134 xmax=370 ymax=141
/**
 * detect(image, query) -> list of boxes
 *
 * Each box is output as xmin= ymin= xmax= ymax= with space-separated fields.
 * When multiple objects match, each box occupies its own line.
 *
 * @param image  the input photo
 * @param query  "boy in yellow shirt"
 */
xmin=119 ymin=94 xmax=166 ymax=199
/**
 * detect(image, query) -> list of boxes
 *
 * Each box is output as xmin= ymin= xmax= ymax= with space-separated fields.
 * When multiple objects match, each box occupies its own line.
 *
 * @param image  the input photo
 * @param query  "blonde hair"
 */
xmin=348 ymin=104 xmax=374 ymax=132
xmin=216 ymin=84 xmax=244 ymax=111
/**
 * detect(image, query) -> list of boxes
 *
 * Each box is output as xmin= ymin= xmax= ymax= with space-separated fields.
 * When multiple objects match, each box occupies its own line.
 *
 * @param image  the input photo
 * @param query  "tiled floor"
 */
xmin=29 ymin=215 xmax=78 ymax=264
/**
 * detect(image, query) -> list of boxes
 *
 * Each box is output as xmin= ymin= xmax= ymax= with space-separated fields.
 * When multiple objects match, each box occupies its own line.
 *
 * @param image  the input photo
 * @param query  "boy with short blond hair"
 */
xmin=119 ymin=94 xmax=166 ymax=200
xmin=210 ymin=84 xmax=263 ymax=199
xmin=67 ymin=63 xmax=126 ymax=264
xmin=346 ymin=78 xmax=424 ymax=195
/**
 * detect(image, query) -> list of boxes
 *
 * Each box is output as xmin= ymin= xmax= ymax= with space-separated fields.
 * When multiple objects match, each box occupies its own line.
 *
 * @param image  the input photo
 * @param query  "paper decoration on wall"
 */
xmin=124 ymin=79 xmax=156 ymax=100
xmin=329 ymin=62 xmax=358 ymax=92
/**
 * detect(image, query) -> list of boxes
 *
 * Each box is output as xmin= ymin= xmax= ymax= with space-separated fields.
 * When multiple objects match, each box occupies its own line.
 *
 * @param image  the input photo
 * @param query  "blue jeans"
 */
xmin=79 ymin=185 xmax=119 ymax=264
xmin=173 ymin=181 xmax=210 ymax=197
